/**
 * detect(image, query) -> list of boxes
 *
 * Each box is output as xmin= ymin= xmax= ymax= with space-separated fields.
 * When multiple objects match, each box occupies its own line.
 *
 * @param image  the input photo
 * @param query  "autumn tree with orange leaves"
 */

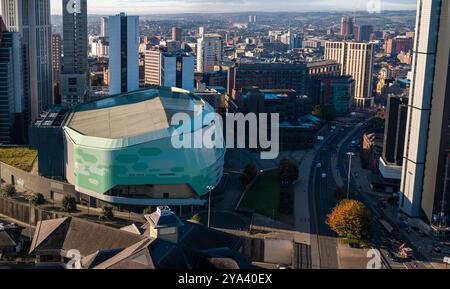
xmin=326 ymin=199 xmax=372 ymax=240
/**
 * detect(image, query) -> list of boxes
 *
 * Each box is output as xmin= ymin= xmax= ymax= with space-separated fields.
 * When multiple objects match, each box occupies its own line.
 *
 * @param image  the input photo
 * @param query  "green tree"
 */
xmin=326 ymin=199 xmax=372 ymax=240
xmin=100 ymin=206 xmax=114 ymax=221
xmin=1 ymin=184 xmax=16 ymax=198
xmin=62 ymin=195 xmax=77 ymax=213
xmin=26 ymin=193 xmax=45 ymax=205
xmin=279 ymin=158 xmax=299 ymax=184
xmin=143 ymin=207 xmax=152 ymax=215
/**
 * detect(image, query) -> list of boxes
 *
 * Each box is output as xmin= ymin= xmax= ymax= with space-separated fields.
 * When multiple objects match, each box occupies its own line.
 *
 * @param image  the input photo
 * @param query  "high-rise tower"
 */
xmin=400 ymin=0 xmax=450 ymax=223
xmin=0 ymin=0 xmax=53 ymax=127
xmin=109 ymin=13 xmax=139 ymax=95
xmin=60 ymin=0 xmax=88 ymax=106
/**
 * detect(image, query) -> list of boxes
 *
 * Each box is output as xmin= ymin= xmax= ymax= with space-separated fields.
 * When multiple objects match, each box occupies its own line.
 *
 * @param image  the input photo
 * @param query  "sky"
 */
xmin=51 ymin=0 xmax=417 ymax=15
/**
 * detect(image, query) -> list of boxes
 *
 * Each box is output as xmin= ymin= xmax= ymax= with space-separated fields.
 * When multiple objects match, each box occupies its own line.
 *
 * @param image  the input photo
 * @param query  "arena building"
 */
xmin=61 ymin=87 xmax=225 ymax=207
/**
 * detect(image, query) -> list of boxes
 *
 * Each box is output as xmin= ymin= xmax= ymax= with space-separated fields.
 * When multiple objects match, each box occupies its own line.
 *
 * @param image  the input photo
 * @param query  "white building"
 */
xmin=90 ymin=36 xmax=109 ymax=58
xmin=101 ymin=16 xmax=109 ymax=38
xmin=325 ymin=41 xmax=375 ymax=107
xmin=400 ymin=0 xmax=450 ymax=222
xmin=145 ymin=48 xmax=194 ymax=92
xmin=197 ymin=34 xmax=223 ymax=73
xmin=109 ymin=13 xmax=139 ymax=95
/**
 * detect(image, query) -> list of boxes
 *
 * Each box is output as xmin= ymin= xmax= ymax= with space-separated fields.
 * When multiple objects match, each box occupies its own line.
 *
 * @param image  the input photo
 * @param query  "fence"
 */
xmin=0 ymin=197 xmax=65 ymax=227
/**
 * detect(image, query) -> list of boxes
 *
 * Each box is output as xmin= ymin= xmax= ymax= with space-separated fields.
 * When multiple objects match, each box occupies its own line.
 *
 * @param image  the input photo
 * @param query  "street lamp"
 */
xmin=206 ymin=186 xmax=214 ymax=228
xmin=347 ymin=152 xmax=355 ymax=199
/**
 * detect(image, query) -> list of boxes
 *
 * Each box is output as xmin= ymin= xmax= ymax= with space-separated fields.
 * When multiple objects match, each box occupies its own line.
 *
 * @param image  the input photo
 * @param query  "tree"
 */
xmin=1 ymin=185 xmax=16 ymax=198
xmin=191 ymin=214 xmax=202 ymax=223
xmin=279 ymin=158 xmax=299 ymax=184
xmin=62 ymin=195 xmax=77 ymax=213
xmin=26 ymin=192 xmax=45 ymax=205
xmin=100 ymin=206 xmax=114 ymax=221
xmin=241 ymin=164 xmax=258 ymax=186
xmin=143 ymin=207 xmax=152 ymax=215
xmin=326 ymin=199 xmax=372 ymax=240
xmin=313 ymin=105 xmax=337 ymax=122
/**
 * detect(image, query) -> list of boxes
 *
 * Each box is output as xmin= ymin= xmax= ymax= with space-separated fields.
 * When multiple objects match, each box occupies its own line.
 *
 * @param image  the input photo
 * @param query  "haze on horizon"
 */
xmin=51 ymin=0 xmax=417 ymax=15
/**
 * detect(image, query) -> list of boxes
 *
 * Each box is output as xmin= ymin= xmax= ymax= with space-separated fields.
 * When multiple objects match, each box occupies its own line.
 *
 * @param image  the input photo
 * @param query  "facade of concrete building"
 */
xmin=325 ymin=41 xmax=375 ymax=107
xmin=340 ymin=16 xmax=355 ymax=38
xmin=307 ymin=60 xmax=341 ymax=77
xmin=197 ymin=34 xmax=223 ymax=73
xmin=172 ymin=26 xmax=182 ymax=42
xmin=0 ymin=0 xmax=53 ymax=126
xmin=400 ymin=0 xmax=450 ymax=223
xmin=355 ymin=25 xmax=373 ymax=42
xmin=385 ymin=36 xmax=414 ymax=56
xmin=145 ymin=48 xmax=194 ymax=92
xmin=109 ymin=13 xmax=139 ymax=95
xmin=310 ymin=75 xmax=355 ymax=115
xmin=61 ymin=0 xmax=89 ymax=107
xmin=101 ymin=16 xmax=109 ymax=38
xmin=228 ymin=62 xmax=308 ymax=97
xmin=379 ymin=96 xmax=408 ymax=180
xmin=0 ymin=17 xmax=20 ymax=144
xmin=52 ymin=34 xmax=62 ymax=104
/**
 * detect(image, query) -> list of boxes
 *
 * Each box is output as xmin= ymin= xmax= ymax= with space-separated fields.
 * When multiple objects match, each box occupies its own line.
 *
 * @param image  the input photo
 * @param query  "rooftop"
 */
xmin=306 ymin=60 xmax=340 ymax=68
xmin=66 ymin=87 xmax=206 ymax=140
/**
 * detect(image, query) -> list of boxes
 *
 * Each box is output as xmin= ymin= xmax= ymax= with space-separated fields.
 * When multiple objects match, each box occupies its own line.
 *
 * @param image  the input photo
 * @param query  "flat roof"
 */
xmin=66 ymin=88 xmax=203 ymax=139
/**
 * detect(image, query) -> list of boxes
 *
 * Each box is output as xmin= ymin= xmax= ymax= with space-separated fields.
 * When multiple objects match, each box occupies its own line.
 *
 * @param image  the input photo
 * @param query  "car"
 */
xmin=316 ymin=162 xmax=322 ymax=168
xmin=321 ymin=173 xmax=327 ymax=179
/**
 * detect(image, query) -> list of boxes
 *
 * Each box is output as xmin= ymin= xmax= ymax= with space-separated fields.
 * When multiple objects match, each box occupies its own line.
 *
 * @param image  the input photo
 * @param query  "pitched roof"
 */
xmin=119 ymin=224 xmax=142 ymax=235
xmin=30 ymin=217 xmax=146 ymax=256
xmin=29 ymin=217 xmax=68 ymax=254
xmin=93 ymin=238 xmax=155 ymax=269
xmin=61 ymin=218 xmax=146 ymax=257
xmin=30 ymin=216 xmax=250 ymax=269
xmin=0 ymin=231 xmax=16 ymax=247
xmin=0 ymin=225 xmax=22 ymax=248
xmin=144 ymin=209 xmax=183 ymax=229
xmin=81 ymin=248 xmax=124 ymax=269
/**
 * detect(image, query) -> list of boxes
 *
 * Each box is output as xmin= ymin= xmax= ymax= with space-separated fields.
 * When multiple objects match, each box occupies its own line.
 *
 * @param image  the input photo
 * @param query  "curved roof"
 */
xmin=64 ymin=87 xmax=214 ymax=149
xmin=66 ymin=87 xmax=206 ymax=140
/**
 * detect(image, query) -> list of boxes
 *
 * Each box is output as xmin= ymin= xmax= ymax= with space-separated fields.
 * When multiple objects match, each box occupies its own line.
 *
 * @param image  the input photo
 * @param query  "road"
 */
xmin=309 ymin=126 xmax=353 ymax=269
xmin=336 ymin=120 xmax=429 ymax=269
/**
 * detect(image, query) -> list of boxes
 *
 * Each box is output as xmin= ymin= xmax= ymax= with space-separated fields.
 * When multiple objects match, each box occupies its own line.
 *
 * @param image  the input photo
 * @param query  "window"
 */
xmin=68 ymin=78 xmax=77 ymax=85
xmin=163 ymin=193 xmax=170 ymax=199
xmin=159 ymin=227 xmax=176 ymax=235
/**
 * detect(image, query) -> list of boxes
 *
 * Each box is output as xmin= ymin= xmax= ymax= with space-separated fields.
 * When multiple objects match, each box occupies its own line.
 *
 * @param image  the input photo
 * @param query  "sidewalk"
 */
xmin=347 ymin=154 xmax=445 ymax=269
xmin=381 ymin=207 xmax=446 ymax=269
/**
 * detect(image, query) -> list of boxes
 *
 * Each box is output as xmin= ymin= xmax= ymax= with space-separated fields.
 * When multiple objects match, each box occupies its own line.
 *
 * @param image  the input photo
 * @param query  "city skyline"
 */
xmin=50 ymin=0 xmax=417 ymax=15
xmin=2 ymin=0 xmax=450 ymax=273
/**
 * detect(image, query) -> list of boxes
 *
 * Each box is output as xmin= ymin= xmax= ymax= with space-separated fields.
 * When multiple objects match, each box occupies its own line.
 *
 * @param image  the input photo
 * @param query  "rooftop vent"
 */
xmin=156 ymin=206 xmax=173 ymax=217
